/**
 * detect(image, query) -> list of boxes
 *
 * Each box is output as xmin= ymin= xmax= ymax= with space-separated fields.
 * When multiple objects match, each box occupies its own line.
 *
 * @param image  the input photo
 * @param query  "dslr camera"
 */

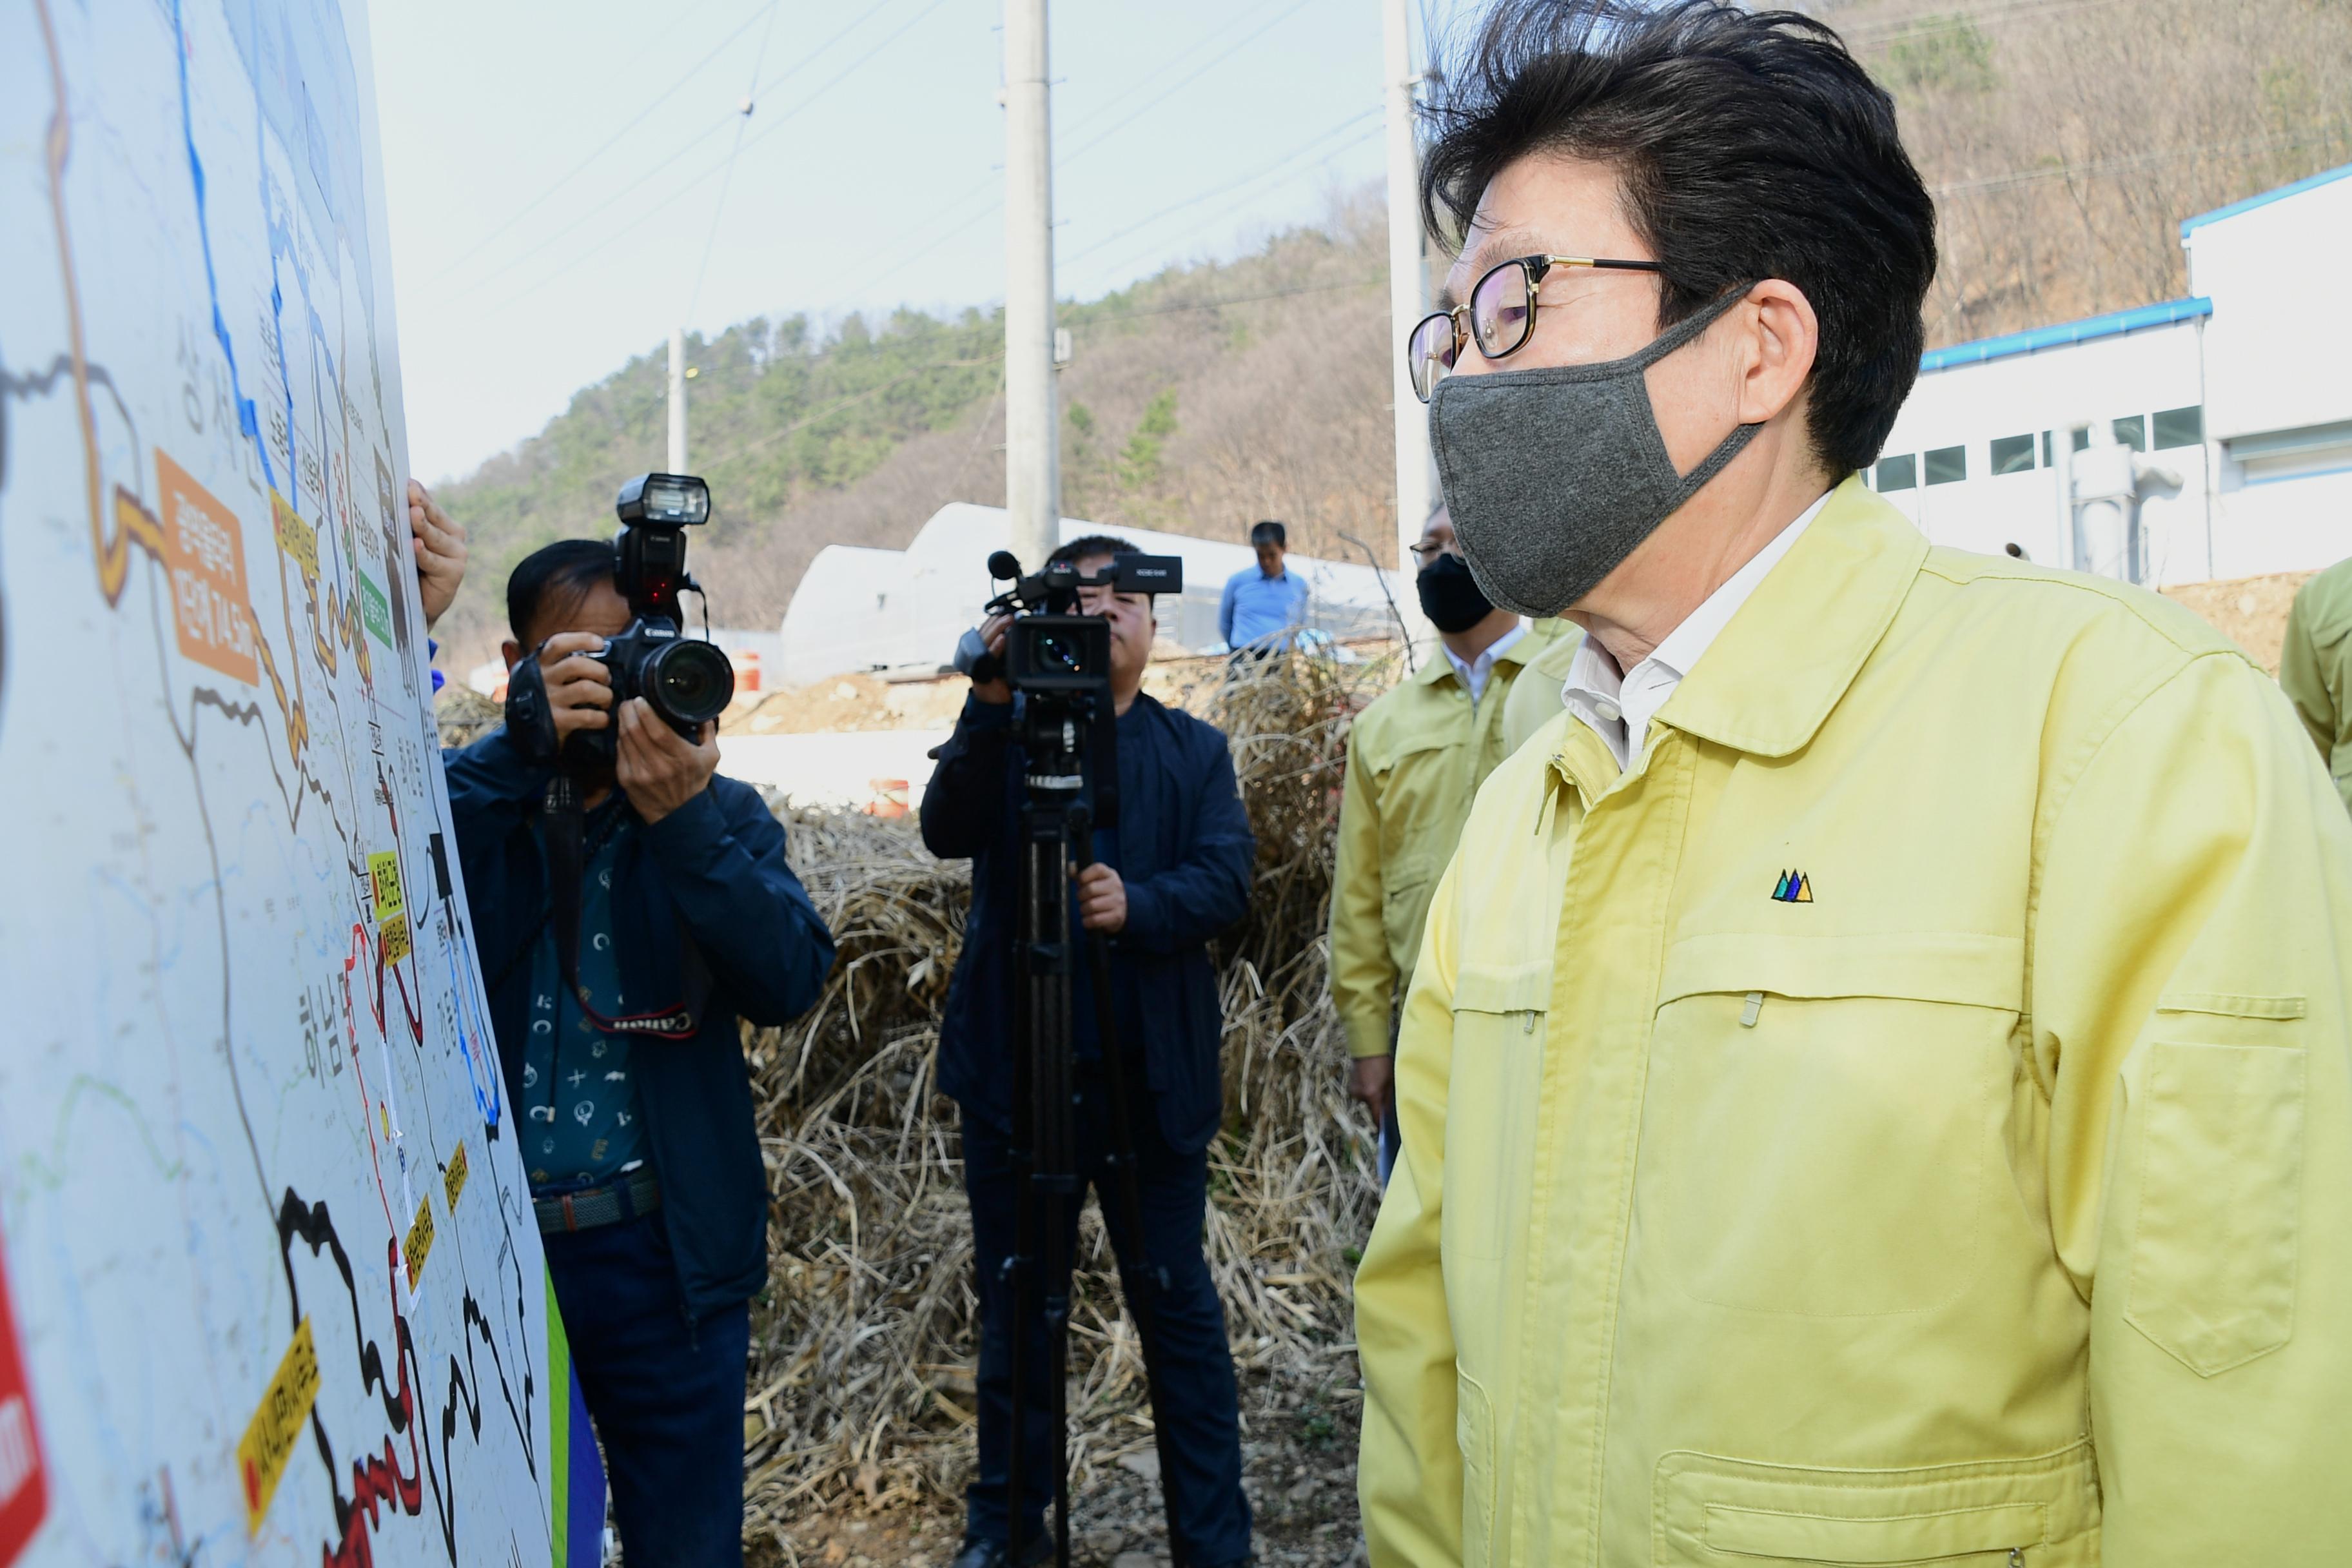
xmin=954 ymin=548 xmax=1183 ymax=697
xmin=507 ymin=472 xmax=736 ymax=765
xmin=589 ymin=473 xmax=736 ymax=747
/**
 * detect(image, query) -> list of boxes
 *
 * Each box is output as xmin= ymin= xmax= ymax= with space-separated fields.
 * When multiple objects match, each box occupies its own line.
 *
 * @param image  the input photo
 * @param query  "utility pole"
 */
xmin=1003 ymin=0 xmax=1061 ymax=573
xmin=667 ymin=326 xmax=689 ymax=473
xmin=1384 ymin=0 xmax=1433 ymax=641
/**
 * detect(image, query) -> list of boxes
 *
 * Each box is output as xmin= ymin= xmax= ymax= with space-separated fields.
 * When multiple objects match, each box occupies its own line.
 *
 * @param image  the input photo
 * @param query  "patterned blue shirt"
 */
xmin=523 ymin=812 xmax=646 ymax=1191
xmin=1219 ymin=565 xmax=1309 ymax=651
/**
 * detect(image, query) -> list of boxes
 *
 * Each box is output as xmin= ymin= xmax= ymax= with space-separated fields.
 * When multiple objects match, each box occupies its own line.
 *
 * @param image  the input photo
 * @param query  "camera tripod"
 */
xmin=1003 ymin=700 xmax=1192 ymax=1568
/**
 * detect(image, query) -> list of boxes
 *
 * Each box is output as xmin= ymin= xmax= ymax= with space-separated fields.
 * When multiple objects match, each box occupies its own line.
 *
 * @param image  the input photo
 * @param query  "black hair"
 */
xmin=507 ymin=538 xmax=615 ymax=645
xmin=1050 ymin=533 xmax=1142 ymax=571
xmin=1248 ymin=519 xmax=1287 ymax=548
xmin=1420 ymin=0 xmax=1937 ymax=476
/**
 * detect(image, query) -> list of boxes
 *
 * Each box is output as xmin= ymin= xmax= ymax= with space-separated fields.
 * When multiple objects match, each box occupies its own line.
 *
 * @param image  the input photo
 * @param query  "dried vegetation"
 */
xmin=732 ymin=651 xmax=1397 ymax=1549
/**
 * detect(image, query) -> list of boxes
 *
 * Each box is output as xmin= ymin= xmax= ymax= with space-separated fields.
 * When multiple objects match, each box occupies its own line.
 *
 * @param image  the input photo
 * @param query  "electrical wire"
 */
xmin=819 ymin=100 xmax=1381 ymax=322
xmin=685 ymin=0 xmax=786 ymax=324
xmin=1060 ymin=106 xmax=1382 ymax=272
xmin=428 ymin=0 xmax=781 ymax=285
xmin=1054 ymin=0 xmax=1319 ymax=166
xmin=795 ymin=0 xmax=1326 ymax=325
xmin=432 ymin=0 xmax=912 ymax=310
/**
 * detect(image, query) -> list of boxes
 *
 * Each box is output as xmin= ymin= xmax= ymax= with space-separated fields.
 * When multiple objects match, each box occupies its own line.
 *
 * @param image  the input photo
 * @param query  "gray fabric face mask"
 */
xmin=1427 ymin=288 xmax=1761 ymax=618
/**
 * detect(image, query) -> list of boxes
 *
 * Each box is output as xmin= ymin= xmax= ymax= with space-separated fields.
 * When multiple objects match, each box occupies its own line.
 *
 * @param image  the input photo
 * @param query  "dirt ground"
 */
xmin=745 ymin=1364 xmax=1370 ymax=1568
xmin=2160 ymin=569 xmax=2315 ymax=675
xmin=723 ymin=656 xmax=1268 ymax=740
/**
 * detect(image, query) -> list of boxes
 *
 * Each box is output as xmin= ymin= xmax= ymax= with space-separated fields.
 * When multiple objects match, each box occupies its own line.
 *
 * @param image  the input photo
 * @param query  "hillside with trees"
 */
xmin=429 ymin=0 xmax=2352 ymax=671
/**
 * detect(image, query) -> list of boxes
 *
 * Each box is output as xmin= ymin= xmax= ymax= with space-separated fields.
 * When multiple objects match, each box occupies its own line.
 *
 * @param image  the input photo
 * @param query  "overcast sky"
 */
xmin=368 ymin=0 xmax=1453 ymax=485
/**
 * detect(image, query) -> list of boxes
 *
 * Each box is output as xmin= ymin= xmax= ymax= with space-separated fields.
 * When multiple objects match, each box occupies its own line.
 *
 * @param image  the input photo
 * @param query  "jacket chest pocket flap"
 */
xmin=1645 ymin=932 xmax=2023 ymax=1317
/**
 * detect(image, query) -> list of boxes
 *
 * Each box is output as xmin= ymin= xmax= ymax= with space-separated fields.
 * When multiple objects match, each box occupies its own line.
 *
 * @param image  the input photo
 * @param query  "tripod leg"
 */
xmin=1070 ymin=812 xmax=1194 ymax=1568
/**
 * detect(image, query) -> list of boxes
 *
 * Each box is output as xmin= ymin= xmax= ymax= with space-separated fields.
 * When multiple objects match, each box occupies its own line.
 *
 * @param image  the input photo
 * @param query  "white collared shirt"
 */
xmin=1561 ymin=491 xmax=1832 ymax=768
xmin=1442 ymin=620 xmax=1528 ymax=704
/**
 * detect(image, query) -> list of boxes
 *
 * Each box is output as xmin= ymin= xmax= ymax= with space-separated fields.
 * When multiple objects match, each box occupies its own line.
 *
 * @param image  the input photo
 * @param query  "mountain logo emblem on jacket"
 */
xmin=1771 ymin=870 xmax=1814 ymax=903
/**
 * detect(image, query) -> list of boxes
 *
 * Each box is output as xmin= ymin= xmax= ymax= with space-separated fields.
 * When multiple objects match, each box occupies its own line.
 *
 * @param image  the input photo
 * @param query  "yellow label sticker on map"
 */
xmin=270 ymin=491 xmax=318 ymax=576
xmin=238 ymin=1316 xmax=320 ymax=1535
xmin=444 ymin=1140 xmax=469 ymax=1211
xmin=378 ymin=913 xmax=411 ymax=965
xmin=368 ymin=851 xmax=404 ymax=922
xmin=403 ymin=1191 xmax=435 ymax=1291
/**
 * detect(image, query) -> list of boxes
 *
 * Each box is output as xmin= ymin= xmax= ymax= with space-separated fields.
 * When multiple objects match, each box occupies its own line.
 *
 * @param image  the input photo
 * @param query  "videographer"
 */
xmin=923 ymin=536 xmax=1257 ymax=1568
xmin=444 ymin=538 xmax=836 ymax=1568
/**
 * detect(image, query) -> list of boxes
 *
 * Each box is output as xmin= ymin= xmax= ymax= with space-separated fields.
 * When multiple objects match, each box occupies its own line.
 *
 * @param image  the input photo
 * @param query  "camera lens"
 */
xmin=1034 ymin=632 xmax=1083 ymax=674
xmin=643 ymin=639 xmax=736 ymax=725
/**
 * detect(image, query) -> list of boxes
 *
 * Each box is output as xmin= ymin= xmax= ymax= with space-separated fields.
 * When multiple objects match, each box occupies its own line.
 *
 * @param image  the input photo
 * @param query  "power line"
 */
xmin=817 ymin=101 xmax=1382 ymax=323
xmin=1055 ymin=0 xmax=1306 ymax=144
xmin=1055 ymin=0 xmax=1319 ymax=165
xmin=1932 ymin=132 xmax=2337 ymax=198
xmin=431 ymin=0 xmax=914 ymax=309
xmin=1073 ymin=273 xmax=1384 ymax=326
xmin=429 ymin=0 xmax=781 ymax=285
xmin=1061 ymin=106 xmax=1382 ymax=273
xmin=796 ymin=0 xmax=1329 ymax=326
xmin=686 ymin=0 xmax=786 ymax=323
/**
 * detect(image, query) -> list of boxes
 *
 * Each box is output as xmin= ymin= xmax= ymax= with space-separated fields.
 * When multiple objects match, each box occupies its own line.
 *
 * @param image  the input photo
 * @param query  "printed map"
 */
xmin=0 ymin=3 xmax=589 ymax=1563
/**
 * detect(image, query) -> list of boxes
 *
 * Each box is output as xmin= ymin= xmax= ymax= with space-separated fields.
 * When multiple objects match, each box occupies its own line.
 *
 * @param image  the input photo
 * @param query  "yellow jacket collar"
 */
xmin=1654 ymin=476 xmax=1926 ymax=760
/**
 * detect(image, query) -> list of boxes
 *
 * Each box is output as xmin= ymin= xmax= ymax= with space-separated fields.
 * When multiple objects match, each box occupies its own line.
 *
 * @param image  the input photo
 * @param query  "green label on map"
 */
xmin=358 ymin=572 xmax=391 ymax=647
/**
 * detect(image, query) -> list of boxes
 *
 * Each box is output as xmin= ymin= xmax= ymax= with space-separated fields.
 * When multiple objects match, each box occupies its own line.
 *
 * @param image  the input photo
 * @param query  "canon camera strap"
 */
xmin=540 ymin=776 xmax=712 ymax=1045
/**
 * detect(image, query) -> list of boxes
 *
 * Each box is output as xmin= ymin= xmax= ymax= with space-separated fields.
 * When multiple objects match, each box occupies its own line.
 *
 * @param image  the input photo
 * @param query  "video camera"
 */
xmin=578 ymin=472 xmax=736 ymax=756
xmin=952 ymin=548 xmax=1183 ymax=696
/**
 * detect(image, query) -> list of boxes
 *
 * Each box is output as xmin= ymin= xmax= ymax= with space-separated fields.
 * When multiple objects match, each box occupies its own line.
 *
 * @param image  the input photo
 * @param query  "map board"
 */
xmin=0 ymin=2 xmax=597 ymax=1563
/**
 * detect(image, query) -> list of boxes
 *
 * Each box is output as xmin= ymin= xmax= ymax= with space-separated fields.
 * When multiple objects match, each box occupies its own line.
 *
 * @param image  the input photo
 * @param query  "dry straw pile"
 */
xmin=736 ymin=650 xmax=1396 ymax=1540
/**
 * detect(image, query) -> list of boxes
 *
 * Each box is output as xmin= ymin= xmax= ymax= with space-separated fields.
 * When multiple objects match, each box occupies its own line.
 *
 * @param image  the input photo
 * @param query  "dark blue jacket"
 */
xmin=922 ymin=692 xmax=1255 ymax=1154
xmin=444 ymin=727 xmax=835 ymax=1318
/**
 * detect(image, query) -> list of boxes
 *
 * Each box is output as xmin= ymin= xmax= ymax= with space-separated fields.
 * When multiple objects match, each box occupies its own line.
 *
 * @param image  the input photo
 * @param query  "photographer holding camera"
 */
xmin=923 ymin=536 xmax=1257 ymax=1568
xmin=444 ymin=480 xmax=835 ymax=1568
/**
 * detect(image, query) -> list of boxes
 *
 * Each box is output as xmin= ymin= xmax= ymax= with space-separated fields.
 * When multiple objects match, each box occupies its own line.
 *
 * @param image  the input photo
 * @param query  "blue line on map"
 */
xmin=260 ymin=106 xmax=302 ymax=511
xmin=446 ymin=945 xmax=502 ymax=1130
xmin=173 ymin=0 xmax=275 ymax=496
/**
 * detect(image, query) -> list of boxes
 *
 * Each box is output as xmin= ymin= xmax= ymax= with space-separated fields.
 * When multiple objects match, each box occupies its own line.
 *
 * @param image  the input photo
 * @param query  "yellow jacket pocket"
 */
xmin=2126 ymin=1037 xmax=2306 ymax=1375
xmin=1654 ymin=1444 xmax=2098 ymax=1566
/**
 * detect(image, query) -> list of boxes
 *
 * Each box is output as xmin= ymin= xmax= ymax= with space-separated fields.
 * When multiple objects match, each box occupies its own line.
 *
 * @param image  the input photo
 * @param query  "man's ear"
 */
xmin=1735 ymin=278 xmax=1819 ymax=429
xmin=502 ymin=638 xmax=524 ymax=672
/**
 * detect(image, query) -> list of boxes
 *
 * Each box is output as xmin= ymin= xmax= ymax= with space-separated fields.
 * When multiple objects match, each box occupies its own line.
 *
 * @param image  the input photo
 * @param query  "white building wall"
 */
xmin=2186 ymin=169 xmax=2352 ymax=444
xmin=781 ymin=505 xmax=1405 ymax=685
xmin=1870 ymin=161 xmax=2352 ymax=588
xmin=1874 ymin=317 xmax=2213 ymax=584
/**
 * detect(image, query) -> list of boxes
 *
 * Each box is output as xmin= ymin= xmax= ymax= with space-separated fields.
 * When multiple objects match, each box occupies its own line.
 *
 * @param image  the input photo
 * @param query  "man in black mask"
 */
xmin=1329 ymin=504 xmax=1563 ymax=1181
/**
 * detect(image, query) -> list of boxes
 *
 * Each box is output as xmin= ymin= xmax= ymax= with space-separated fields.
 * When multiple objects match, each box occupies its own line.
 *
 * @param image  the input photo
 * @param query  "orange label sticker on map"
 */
xmin=237 ymin=1317 xmax=319 ymax=1536
xmin=271 ymin=489 xmax=318 ymax=576
xmin=378 ymin=912 xmax=412 ymax=965
xmin=403 ymin=1192 xmax=436 ymax=1291
xmin=444 ymin=1140 xmax=469 ymax=1212
xmin=153 ymin=453 xmax=259 ymax=685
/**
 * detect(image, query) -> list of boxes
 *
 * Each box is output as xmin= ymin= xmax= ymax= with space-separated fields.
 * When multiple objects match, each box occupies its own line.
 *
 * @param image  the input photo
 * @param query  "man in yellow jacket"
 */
xmin=1358 ymin=3 xmax=2352 ymax=1563
xmin=2280 ymin=556 xmax=2352 ymax=813
xmin=1333 ymin=506 xmax=1558 ymax=1177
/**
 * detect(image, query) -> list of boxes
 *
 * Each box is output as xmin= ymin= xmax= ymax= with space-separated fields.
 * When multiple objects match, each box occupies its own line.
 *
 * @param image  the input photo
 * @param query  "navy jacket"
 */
xmin=923 ymin=692 xmax=1255 ymax=1154
xmin=445 ymin=727 xmax=836 ymax=1318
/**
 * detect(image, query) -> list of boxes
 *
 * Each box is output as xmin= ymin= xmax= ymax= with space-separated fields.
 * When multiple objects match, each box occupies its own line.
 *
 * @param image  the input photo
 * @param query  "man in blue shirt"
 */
xmin=1217 ymin=518 xmax=1311 ymax=652
xmin=923 ymin=536 xmax=1257 ymax=1568
xmin=446 ymin=541 xmax=836 ymax=1568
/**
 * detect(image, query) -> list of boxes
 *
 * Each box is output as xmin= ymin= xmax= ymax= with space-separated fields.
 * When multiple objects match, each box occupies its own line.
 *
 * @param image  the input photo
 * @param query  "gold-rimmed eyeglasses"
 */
xmin=1405 ymin=253 xmax=1665 ymax=402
